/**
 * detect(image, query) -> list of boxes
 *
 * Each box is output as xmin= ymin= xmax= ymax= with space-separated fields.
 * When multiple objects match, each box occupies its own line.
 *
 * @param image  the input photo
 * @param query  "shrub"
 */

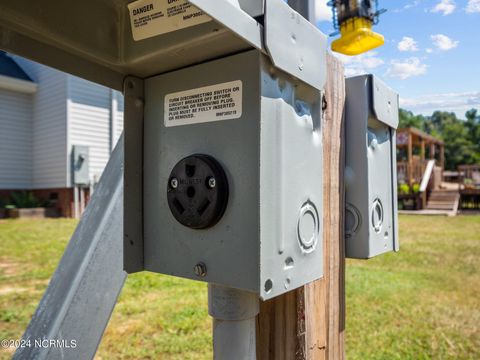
xmin=398 ymin=183 xmax=410 ymax=195
xmin=411 ymin=183 xmax=420 ymax=193
xmin=9 ymin=191 xmax=44 ymax=208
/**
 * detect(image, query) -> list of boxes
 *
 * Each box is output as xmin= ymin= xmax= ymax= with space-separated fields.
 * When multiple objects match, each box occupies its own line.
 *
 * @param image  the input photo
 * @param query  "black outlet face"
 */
xmin=167 ymin=154 xmax=229 ymax=229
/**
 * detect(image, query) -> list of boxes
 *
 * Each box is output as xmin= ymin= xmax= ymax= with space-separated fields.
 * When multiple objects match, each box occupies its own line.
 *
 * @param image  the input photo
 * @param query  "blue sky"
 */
xmin=314 ymin=0 xmax=480 ymax=119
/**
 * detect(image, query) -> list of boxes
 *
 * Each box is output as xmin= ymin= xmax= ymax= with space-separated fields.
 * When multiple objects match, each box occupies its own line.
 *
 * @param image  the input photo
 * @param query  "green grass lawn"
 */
xmin=0 ymin=215 xmax=479 ymax=359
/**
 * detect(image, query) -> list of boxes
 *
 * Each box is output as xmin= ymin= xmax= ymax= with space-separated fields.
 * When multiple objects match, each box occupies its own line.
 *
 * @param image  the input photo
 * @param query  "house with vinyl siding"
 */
xmin=0 ymin=52 xmax=123 ymax=217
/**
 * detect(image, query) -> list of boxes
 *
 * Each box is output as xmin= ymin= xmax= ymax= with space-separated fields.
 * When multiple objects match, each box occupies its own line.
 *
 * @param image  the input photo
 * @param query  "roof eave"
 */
xmin=0 ymin=74 xmax=37 ymax=94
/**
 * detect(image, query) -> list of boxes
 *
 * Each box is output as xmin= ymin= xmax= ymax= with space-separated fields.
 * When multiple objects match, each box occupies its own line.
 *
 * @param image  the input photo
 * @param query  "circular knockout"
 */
xmin=371 ymin=198 xmax=384 ymax=233
xmin=167 ymin=154 xmax=229 ymax=229
xmin=297 ymin=201 xmax=320 ymax=253
xmin=345 ymin=203 xmax=361 ymax=238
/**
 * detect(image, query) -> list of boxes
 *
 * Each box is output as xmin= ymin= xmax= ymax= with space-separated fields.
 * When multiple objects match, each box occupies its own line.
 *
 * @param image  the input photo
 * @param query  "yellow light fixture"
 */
xmin=328 ymin=0 xmax=386 ymax=56
xmin=331 ymin=17 xmax=384 ymax=56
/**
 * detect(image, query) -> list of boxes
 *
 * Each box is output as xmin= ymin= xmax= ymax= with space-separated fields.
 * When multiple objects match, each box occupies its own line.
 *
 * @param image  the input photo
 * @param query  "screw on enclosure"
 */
xmin=170 ymin=178 xmax=178 ymax=189
xmin=194 ymin=262 xmax=207 ymax=277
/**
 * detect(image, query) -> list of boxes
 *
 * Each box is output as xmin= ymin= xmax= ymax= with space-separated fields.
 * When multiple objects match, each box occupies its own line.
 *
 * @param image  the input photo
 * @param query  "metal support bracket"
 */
xmin=265 ymin=0 xmax=328 ymax=90
xmin=14 ymin=137 xmax=127 ymax=360
xmin=190 ymin=0 xmax=327 ymax=90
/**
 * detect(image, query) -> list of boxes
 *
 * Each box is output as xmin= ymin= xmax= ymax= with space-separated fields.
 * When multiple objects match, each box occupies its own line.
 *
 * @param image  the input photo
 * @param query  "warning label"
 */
xmin=165 ymin=81 xmax=243 ymax=127
xmin=128 ymin=0 xmax=211 ymax=41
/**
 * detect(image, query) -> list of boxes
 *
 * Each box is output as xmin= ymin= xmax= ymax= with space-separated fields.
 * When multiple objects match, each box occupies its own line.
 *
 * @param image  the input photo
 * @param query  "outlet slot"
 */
xmin=173 ymin=198 xmax=185 ymax=214
xmin=197 ymin=199 xmax=211 ymax=215
xmin=186 ymin=164 xmax=196 ymax=177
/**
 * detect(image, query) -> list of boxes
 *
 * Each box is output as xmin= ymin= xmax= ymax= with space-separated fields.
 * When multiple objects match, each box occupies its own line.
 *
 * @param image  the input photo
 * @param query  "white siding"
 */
xmin=114 ymin=90 xmax=124 ymax=144
xmin=14 ymin=57 xmax=68 ymax=189
xmin=0 ymin=89 xmax=33 ymax=188
xmin=68 ymin=76 xmax=112 ymax=185
xmin=12 ymin=56 xmax=125 ymax=189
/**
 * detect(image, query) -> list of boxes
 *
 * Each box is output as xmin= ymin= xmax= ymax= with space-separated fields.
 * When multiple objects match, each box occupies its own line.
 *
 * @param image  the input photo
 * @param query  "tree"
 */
xmin=465 ymin=109 xmax=480 ymax=155
xmin=397 ymin=108 xmax=480 ymax=171
xmin=399 ymin=109 xmax=425 ymax=130
xmin=429 ymin=111 xmax=479 ymax=170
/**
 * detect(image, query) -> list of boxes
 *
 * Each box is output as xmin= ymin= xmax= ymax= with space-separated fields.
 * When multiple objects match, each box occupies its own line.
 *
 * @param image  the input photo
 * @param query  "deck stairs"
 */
xmin=426 ymin=189 xmax=460 ymax=212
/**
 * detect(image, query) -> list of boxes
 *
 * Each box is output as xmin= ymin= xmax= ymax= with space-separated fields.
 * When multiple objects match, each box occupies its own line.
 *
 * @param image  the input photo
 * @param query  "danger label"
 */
xmin=165 ymin=81 xmax=243 ymax=127
xmin=128 ymin=0 xmax=211 ymax=41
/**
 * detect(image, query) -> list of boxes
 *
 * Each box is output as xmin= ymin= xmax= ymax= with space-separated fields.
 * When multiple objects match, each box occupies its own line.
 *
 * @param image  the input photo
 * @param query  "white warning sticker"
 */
xmin=165 ymin=81 xmax=243 ymax=127
xmin=128 ymin=0 xmax=211 ymax=41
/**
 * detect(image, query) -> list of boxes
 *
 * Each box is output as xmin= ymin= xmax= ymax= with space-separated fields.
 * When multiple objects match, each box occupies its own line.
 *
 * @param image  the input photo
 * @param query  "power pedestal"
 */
xmin=142 ymin=49 xmax=324 ymax=300
xmin=344 ymin=75 xmax=399 ymax=259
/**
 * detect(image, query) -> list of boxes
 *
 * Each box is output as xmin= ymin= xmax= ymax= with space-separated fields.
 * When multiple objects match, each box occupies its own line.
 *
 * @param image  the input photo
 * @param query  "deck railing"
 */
xmin=458 ymin=164 xmax=480 ymax=189
xmin=397 ymin=160 xmax=430 ymax=185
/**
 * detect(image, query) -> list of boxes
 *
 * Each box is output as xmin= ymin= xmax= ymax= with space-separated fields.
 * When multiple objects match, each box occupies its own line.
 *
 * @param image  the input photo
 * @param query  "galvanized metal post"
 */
xmin=14 ymin=136 xmax=127 ymax=360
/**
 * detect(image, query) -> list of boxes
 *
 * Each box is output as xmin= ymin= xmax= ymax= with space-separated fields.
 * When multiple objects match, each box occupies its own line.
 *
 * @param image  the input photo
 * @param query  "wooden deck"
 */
xmin=399 ymin=209 xmax=457 ymax=217
xmin=397 ymin=127 xmax=444 ymax=186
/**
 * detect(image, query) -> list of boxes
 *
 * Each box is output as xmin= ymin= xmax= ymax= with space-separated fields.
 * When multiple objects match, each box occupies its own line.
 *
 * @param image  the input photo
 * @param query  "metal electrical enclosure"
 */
xmin=0 ymin=0 xmax=344 ymax=357
xmin=0 ymin=0 xmax=329 ymax=299
xmin=2 ymin=0 xmax=329 ymax=301
xmin=344 ymin=75 xmax=399 ymax=259
xmin=72 ymin=145 xmax=90 ymax=186
xmin=143 ymin=49 xmax=324 ymax=300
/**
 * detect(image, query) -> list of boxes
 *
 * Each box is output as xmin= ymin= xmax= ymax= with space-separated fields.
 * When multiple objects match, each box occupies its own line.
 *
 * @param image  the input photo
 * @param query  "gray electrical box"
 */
xmin=344 ymin=75 xmax=399 ymax=259
xmin=142 ymin=49 xmax=324 ymax=300
xmin=238 ymin=0 xmax=264 ymax=17
xmin=72 ymin=145 xmax=90 ymax=186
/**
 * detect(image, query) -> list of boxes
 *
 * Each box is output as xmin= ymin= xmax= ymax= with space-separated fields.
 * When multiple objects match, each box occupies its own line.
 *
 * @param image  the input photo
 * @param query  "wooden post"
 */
xmin=256 ymin=55 xmax=345 ymax=360
xmin=420 ymin=140 xmax=425 ymax=162
xmin=420 ymin=139 xmax=426 ymax=208
xmin=407 ymin=131 xmax=413 ymax=185
xmin=430 ymin=143 xmax=435 ymax=161
xmin=440 ymin=144 xmax=445 ymax=169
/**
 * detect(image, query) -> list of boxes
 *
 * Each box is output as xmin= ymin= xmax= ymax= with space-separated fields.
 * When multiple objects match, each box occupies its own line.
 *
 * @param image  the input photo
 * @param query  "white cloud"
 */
xmin=426 ymin=48 xmax=433 ymax=53
xmin=389 ymin=0 xmax=420 ymax=13
xmin=400 ymin=91 xmax=480 ymax=117
xmin=315 ymin=0 xmax=332 ymax=22
xmin=386 ymin=57 xmax=427 ymax=80
xmin=404 ymin=1 xmax=420 ymax=10
xmin=431 ymin=34 xmax=458 ymax=51
xmin=466 ymin=0 xmax=480 ymax=13
xmin=334 ymin=52 xmax=384 ymax=77
xmin=398 ymin=37 xmax=419 ymax=52
xmin=432 ymin=0 xmax=456 ymax=15
xmin=392 ymin=1 xmax=420 ymax=12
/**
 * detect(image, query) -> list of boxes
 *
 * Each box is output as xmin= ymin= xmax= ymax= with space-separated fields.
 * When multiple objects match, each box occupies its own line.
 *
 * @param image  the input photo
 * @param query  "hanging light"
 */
xmin=328 ymin=0 xmax=386 ymax=56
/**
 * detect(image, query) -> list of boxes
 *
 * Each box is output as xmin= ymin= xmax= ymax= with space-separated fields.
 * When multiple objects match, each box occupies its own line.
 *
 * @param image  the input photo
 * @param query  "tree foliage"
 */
xmin=399 ymin=109 xmax=424 ymax=129
xmin=399 ymin=108 xmax=480 ymax=170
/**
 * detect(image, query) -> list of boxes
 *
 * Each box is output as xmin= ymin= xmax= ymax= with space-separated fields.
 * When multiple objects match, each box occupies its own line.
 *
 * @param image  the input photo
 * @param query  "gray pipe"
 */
xmin=208 ymin=284 xmax=259 ymax=360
